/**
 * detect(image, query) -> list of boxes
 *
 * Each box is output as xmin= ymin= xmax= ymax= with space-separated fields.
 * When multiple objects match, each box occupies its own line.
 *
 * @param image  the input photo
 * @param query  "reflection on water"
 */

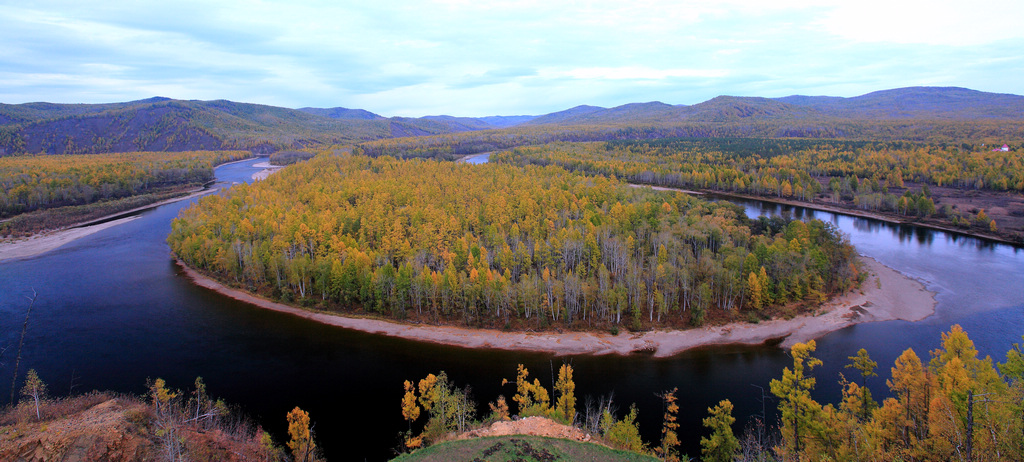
xmin=1 ymin=162 xmax=1022 ymax=460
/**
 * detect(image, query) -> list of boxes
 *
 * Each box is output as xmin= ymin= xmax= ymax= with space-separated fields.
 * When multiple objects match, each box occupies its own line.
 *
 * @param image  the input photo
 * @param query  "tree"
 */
xmin=845 ymin=348 xmax=878 ymax=421
xmin=701 ymin=399 xmax=739 ymax=462
xmin=658 ymin=388 xmax=681 ymax=461
xmin=506 ymin=364 xmax=551 ymax=417
xmin=601 ymin=404 xmax=645 ymax=452
xmin=747 ymin=271 xmax=763 ymax=311
xmin=553 ymin=364 xmax=576 ymax=424
xmin=287 ymin=406 xmax=315 ymax=462
xmin=770 ymin=341 xmax=824 ymax=460
xmin=20 ymin=369 xmax=47 ymax=421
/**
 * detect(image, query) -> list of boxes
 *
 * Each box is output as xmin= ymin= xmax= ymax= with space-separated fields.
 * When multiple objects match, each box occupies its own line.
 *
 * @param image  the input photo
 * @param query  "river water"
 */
xmin=1 ymin=157 xmax=1022 ymax=460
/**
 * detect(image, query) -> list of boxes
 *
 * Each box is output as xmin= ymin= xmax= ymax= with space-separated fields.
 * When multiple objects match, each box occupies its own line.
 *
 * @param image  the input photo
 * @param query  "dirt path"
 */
xmin=177 ymin=256 xmax=935 ymax=357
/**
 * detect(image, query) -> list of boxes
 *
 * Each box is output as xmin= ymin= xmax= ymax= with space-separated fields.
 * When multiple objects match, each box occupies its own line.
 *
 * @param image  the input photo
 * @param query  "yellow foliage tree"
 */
xmin=286 ymin=406 xmax=315 ymax=462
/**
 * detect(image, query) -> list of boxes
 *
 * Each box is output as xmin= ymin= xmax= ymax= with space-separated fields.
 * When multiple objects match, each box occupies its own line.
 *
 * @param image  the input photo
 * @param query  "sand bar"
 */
xmin=178 ymin=256 xmax=935 ymax=357
xmin=252 ymin=161 xmax=283 ymax=181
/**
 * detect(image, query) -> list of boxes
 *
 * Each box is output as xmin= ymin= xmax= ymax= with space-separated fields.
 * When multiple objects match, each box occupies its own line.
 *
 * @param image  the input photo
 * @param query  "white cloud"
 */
xmin=553 ymin=66 xmax=729 ymax=80
xmin=817 ymin=0 xmax=1024 ymax=46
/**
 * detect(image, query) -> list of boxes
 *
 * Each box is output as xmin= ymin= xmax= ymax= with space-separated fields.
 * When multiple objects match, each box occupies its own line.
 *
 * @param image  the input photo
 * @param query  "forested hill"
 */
xmin=777 ymin=86 xmax=1024 ymax=120
xmin=3 ymin=87 xmax=1023 ymax=156
xmin=521 ymin=87 xmax=1024 ymax=126
xmin=0 ymin=98 xmax=496 ymax=156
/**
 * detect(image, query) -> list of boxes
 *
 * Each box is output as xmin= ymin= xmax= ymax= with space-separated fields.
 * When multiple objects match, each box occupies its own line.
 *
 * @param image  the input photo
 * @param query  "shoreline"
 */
xmin=251 ymin=161 xmax=284 ymax=181
xmin=706 ymin=189 xmax=1021 ymax=247
xmin=0 ymin=187 xmax=219 ymax=263
xmin=0 ymin=157 xmax=259 ymax=263
xmin=625 ymin=182 xmax=1021 ymax=247
xmin=176 ymin=256 xmax=936 ymax=357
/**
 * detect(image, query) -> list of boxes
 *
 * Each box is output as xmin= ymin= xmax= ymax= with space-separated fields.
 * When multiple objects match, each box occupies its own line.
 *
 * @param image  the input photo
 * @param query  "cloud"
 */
xmin=555 ymin=67 xmax=729 ymax=80
xmin=0 ymin=1 xmax=1021 ymax=114
xmin=816 ymin=0 xmax=1024 ymax=46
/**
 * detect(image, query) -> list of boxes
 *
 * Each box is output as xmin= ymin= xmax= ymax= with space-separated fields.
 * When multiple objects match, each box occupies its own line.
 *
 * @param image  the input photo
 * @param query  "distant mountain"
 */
xmin=297 ymin=107 xmax=383 ymax=120
xmin=0 ymin=98 xmax=487 ymax=155
xmin=775 ymin=87 xmax=1024 ymax=119
xmin=522 ymin=105 xmax=606 ymax=125
xmin=2 ymin=87 xmax=1022 ymax=156
xmin=477 ymin=115 xmax=537 ymax=128
xmin=418 ymin=115 xmax=495 ymax=131
xmin=513 ymin=87 xmax=1024 ymax=128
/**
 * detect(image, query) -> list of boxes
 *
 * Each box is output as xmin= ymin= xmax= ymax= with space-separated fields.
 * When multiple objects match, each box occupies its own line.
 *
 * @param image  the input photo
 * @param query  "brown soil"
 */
xmin=457 ymin=417 xmax=594 ymax=444
xmin=0 ymin=393 xmax=276 ymax=462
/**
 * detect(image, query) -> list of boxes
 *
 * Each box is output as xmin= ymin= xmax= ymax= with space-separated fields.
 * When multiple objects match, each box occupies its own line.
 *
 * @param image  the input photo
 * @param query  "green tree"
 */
xmin=601 ymin=404 xmax=645 ymax=453
xmin=770 ymin=341 xmax=824 ymax=460
xmin=845 ymin=348 xmax=878 ymax=421
xmin=700 ymin=399 xmax=739 ymax=462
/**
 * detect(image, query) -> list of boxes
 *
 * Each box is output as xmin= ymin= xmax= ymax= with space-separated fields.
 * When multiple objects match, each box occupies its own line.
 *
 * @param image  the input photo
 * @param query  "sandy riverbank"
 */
xmin=177 ymin=256 xmax=935 ymax=357
xmin=0 ymin=188 xmax=219 ymax=263
xmin=629 ymin=183 xmax=704 ymax=196
xmin=252 ymin=162 xmax=283 ymax=181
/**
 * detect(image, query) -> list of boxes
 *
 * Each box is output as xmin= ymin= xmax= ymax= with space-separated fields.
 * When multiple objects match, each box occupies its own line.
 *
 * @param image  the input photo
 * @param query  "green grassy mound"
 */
xmin=392 ymin=435 xmax=658 ymax=462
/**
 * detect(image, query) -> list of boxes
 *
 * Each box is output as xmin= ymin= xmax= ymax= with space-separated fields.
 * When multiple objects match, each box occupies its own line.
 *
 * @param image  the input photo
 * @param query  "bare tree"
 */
xmin=10 ymin=288 xmax=36 ymax=405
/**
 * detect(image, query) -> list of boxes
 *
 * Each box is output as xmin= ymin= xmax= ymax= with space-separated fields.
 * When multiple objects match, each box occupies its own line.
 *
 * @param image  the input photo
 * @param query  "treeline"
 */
xmin=355 ymin=119 xmax=1024 ymax=162
xmin=492 ymin=139 xmax=1024 ymax=215
xmin=0 ymin=150 xmax=248 ymax=218
xmin=761 ymin=326 xmax=1024 ymax=461
xmin=168 ymin=154 xmax=858 ymax=330
xmin=269 ymin=150 xmax=316 ymax=166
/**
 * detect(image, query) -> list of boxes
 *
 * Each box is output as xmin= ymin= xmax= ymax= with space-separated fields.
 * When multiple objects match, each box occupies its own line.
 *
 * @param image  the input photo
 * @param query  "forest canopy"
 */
xmin=168 ymin=153 xmax=858 ymax=329
xmin=0 ymin=150 xmax=248 ymax=219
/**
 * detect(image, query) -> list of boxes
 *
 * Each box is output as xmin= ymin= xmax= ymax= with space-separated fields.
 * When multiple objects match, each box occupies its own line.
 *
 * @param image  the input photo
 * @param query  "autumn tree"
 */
xmin=506 ymin=364 xmax=551 ymax=417
xmin=657 ymin=388 xmax=681 ymax=461
xmin=845 ymin=348 xmax=878 ymax=421
xmin=553 ymin=363 xmax=577 ymax=424
xmin=20 ymin=369 xmax=47 ymax=421
xmin=286 ymin=406 xmax=317 ymax=462
xmin=601 ymin=404 xmax=645 ymax=453
xmin=700 ymin=399 xmax=739 ymax=462
xmin=770 ymin=340 xmax=824 ymax=461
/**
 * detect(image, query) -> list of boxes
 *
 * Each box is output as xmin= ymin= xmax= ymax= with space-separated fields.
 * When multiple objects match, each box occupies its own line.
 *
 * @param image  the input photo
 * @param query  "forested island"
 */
xmin=169 ymin=153 xmax=860 ymax=332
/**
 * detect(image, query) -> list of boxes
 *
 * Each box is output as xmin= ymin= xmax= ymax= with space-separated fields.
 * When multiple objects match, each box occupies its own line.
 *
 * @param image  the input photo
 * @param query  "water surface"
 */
xmin=1 ymin=159 xmax=1021 ymax=460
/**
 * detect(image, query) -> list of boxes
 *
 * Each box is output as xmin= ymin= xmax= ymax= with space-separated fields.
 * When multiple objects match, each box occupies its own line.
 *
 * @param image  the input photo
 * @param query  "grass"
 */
xmin=392 ymin=435 xmax=659 ymax=462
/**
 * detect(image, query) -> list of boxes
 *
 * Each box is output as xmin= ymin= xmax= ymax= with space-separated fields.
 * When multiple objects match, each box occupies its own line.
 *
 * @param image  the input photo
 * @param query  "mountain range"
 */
xmin=1 ymin=87 xmax=1022 ymax=156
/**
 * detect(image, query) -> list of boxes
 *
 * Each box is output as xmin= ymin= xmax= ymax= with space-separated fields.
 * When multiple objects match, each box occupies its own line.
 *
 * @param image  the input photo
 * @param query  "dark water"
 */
xmin=1 ymin=159 xmax=1022 ymax=460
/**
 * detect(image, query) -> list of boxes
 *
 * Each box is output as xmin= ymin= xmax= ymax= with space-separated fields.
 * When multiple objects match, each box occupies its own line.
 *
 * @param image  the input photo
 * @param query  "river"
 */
xmin=1 ymin=156 xmax=1022 ymax=460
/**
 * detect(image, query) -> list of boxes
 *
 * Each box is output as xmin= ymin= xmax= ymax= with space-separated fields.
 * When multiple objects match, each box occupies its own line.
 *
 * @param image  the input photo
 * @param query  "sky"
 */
xmin=1 ymin=0 xmax=1023 ymax=117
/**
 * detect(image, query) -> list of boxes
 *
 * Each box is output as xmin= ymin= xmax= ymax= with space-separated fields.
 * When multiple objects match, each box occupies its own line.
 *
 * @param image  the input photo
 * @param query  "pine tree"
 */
xmin=845 ymin=348 xmax=878 ymax=421
xmin=770 ymin=341 xmax=824 ymax=460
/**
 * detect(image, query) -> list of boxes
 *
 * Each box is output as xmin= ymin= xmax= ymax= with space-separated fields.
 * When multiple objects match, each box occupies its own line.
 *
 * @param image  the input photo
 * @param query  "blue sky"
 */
xmin=2 ymin=0 xmax=1022 ymax=117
